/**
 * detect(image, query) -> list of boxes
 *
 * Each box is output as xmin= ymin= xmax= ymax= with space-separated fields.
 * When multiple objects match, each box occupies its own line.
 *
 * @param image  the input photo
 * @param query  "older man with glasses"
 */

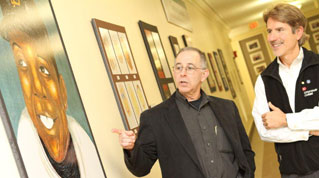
xmin=113 ymin=47 xmax=255 ymax=178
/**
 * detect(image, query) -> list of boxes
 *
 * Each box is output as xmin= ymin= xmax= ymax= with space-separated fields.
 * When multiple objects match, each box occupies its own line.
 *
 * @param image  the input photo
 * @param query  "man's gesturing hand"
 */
xmin=262 ymin=102 xmax=287 ymax=129
xmin=112 ymin=128 xmax=136 ymax=150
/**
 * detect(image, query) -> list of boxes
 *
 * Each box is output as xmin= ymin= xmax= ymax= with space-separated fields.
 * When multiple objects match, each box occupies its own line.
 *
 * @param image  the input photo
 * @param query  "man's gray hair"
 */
xmin=175 ymin=47 xmax=207 ymax=69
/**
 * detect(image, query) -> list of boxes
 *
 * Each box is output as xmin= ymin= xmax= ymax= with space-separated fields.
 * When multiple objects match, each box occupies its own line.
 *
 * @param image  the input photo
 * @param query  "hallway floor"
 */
xmin=250 ymin=126 xmax=281 ymax=178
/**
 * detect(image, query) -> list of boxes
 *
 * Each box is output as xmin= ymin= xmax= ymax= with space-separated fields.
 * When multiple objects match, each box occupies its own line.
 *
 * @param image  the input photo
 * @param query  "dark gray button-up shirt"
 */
xmin=175 ymin=90 xmax=239 ymax=178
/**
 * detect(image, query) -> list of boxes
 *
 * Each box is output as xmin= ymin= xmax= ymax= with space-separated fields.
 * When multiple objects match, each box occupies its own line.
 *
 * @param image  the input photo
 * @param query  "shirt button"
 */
xmin=202 ymin=126 xmax=207 ymax=130
xmin=207 ymin=143 xmax=211 ymax=147
xmin=210 ymin=160 xmax=214 ymax=163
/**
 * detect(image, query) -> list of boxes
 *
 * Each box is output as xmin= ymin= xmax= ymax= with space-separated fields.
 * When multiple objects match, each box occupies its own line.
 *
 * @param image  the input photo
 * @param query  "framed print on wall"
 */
xmin=213 ymin=51 xmax=229 ymax=91
xmin=92 ymin=18 xmax=149 ymax=131
xmin=161 ymin=0 xmax=192 ymax=31
xmin=168 ymin=35 xmax=180 ymax=57
xmin=217 ymin=49 xmax=236 ymax=98
xmin=246 ymin=39 xmax=260 ymax=52
xmin=313 ymin=31 xmax=319 ymax=43
xmin=309 ymin=18 xmax=319 ymax=31
xmin=0 ymin=0 xmax=106 ymax=177
xmin=249 ymin=51 xmax=265 ymax=64
xmin=138 ymin=21 xmax=176 ymax=100
xmin=307 ymin=15 xmax=319 ymax=54
xmin=207 ymin=52 xmax=223 ymax=91
xmin=203 ymin=54 xmax=217 ymax=93
xmin=254 ymin=62 xmax=267 ymax=76
xmin=182 ymin=34 xmax=192 ymax=47
xmin=239 ymin=34 xmax=272 ymax=85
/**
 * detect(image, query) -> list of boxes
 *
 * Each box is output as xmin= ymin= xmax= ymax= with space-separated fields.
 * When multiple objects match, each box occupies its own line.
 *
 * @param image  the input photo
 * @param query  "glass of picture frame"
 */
xmin=92 ymin=18 xmax=149 ymax=131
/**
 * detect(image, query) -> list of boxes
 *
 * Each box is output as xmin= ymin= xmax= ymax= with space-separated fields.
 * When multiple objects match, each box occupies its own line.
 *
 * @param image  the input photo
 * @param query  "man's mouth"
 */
xmin=271 ymin=41 xmax=283 ymax=48
xmin=39 ymin=115 xmax=55 ymax=129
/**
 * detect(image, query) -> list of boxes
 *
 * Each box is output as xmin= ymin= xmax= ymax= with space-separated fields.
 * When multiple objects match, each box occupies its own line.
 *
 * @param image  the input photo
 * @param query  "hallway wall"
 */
xmin=0 ymin=0 xmax=252 ymax=177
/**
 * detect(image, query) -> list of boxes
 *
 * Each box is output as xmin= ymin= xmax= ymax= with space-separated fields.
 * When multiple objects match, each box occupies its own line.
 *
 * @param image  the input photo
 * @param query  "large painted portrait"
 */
xmin=0 ymin=0 xmax=106 ymax=177
xmin=92 ymin=18 xmax=149 ymax=132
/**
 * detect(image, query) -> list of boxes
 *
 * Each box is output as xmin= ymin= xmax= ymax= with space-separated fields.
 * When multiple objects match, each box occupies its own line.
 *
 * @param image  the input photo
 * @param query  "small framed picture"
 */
xmin=182 ymin=34 xmax=192 ymax=47
xmin=249 ymin=51 xmax=264 ymax=64
xmin=254 ymin=63 xmax=267 ymax=76
xmin=313 ymin=31 xmax=319 ymax=43
xmin=309 ymin=19 xmax=319 ymax=31
xmin=246 ymin=39 xmax=260 ymax=52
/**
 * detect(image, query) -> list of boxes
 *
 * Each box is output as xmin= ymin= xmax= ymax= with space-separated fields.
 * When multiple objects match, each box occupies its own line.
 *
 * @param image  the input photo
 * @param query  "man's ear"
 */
xmin=296 ymin=26 xmax=304 ymax=40
xmin=59 ymin=74 xmax=68 ymax=110
xmin=201 ymin=69 xmax=209 ymax=82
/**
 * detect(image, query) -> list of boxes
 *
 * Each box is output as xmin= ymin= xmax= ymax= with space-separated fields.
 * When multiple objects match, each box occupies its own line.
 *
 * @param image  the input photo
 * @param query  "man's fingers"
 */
xmin=112 ymin=128 xmax=123 ymax=135
xmin=268 ymin=102 xmax=279 ymax=111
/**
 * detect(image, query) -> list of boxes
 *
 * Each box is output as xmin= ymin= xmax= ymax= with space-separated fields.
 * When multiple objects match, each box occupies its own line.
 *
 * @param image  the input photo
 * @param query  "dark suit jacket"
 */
xmin=125 ymin=92 xmax=255 ymax=178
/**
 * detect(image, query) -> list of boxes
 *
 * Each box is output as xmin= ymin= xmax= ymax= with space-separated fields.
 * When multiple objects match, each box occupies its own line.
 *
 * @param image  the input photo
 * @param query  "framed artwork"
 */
xmin=239 ymin=34 xmax=271 ymax=85
xmin=217 ymin=49 xmax=236 ymax=98
xmin=138 ymin=21 xmax=176 ymax=100
xmin=182 ymin=34 xmax=192 ymax=47
xmin=254 ymin=63 xmax=267 ymax=76
xmin=313 ymin=31 xmax=319 ymax=43
xmin=246 ymin=39 xmax=260 ymax=52
xmin=0 ymin=91 xmax=27 ymax=178
xmin=309 ymin=19 xmax=319 ymax=31
xmin=168 ymin=35 xmax=180 ymax=57
xmin=161 ymin=0 xmax=192 ymax=31
xmin=203 ymin=54 xmax=217 ymax=92
xmin=213 ymin=51 xmax=229 ymax=91
xmin=207 ymin=53 xmax=223 ymax=91
xmin=0 ymin=0 xmax=106 ymax=177
xmin=249 ymin=51 xmax=265 ymax=64
xmin=92 ymin=19 xmax=149 ymax=131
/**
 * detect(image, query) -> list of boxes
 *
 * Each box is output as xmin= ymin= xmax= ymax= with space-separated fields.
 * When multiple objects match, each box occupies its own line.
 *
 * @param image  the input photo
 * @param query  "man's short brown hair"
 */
xmin=263 ymin=3 xmax=309 ymax=46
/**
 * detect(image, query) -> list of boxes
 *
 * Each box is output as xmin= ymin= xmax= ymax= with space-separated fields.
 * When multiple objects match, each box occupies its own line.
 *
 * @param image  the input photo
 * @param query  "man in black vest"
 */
xmin=113 ymin=47 xmax=255 ymax=178
xmin=252 ymin=3 xmax=319 ymax=178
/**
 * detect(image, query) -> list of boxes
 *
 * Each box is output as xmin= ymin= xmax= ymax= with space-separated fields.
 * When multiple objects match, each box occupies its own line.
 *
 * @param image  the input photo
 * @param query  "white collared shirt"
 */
xmin=252 ymin=48 xmax=319 ymax=143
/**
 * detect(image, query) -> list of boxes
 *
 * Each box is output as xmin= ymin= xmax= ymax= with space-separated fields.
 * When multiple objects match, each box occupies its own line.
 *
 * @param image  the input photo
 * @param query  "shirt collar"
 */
xmin=175 ymin=89 xmax=209 ymax=106
xmin=276 ymin=47 xmax=304 ymax=69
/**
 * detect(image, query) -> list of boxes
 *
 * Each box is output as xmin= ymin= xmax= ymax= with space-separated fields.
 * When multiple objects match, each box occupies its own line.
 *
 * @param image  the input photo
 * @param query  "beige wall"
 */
xmin=0 ymin=0 xmax=252 ymax=177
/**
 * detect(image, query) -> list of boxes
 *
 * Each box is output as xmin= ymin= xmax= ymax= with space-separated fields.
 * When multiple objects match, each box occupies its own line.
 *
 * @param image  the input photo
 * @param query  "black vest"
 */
xmin=261 ymin=48 xmax=319 ymax=175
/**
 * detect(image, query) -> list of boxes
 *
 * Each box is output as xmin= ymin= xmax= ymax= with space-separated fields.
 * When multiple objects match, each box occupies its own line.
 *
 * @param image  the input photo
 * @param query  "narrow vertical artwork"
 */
xmin=204 ymin=53 xmax=217 ymax=92
xmin=207 ymin=52 xmax=223 ymax=91
xmin=168 ymin=35 xmax=180 ymax=57
xmin=0 ymin=0 xmax=106 ymax=177
xmin=217 ymin=49 xmax=236 ymax=98
xmin=138 ymin=21 xmax=176 ymax=100
xmin=92 ymin=18 xmax=149 ymax=131
xmin=213 ymin=51 xmax=229 ymax=91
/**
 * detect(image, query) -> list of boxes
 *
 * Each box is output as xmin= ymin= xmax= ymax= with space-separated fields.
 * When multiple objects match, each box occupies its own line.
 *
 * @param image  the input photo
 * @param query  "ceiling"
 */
xmin=203 ymin=0 xmax=319 ymax=30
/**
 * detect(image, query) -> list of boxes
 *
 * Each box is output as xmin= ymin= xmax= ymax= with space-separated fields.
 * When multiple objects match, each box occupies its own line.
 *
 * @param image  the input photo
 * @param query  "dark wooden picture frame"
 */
xmin=0 ymin=90 xmax=27 ymax=178
xmin=217 ymin=49 xmax=236 ymax=98
xmin=138 ymin=21 xmax=176 ymax=100
xmin=203 ymin=54 xmax=217 ymax=93
xmin=0 ymin=0 xmax=106 ymax=177
xmin=168 ymin=35 xmax=180 ymax=57
xmin=213 ymin=51 xmax=229 ymax=91
xmin=92 ymin=18 xmax=149 ymax=131
xmin=182 ymin=34 xmax=192 ymax=47
xmin=207 ymin=52 xmax=223 ymax=91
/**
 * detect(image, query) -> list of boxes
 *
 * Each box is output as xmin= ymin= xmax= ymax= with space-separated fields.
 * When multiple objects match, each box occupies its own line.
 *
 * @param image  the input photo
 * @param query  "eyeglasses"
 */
xmin=173 ymin=64 xmax=205 ymax=74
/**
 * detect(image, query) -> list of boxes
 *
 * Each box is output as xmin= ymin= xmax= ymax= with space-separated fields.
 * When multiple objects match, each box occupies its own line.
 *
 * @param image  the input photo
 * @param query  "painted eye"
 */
xmin=18 ymin=59 xmax=27 ymax=67
xmin=39 ymin=66 xmax=50 ymax=76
